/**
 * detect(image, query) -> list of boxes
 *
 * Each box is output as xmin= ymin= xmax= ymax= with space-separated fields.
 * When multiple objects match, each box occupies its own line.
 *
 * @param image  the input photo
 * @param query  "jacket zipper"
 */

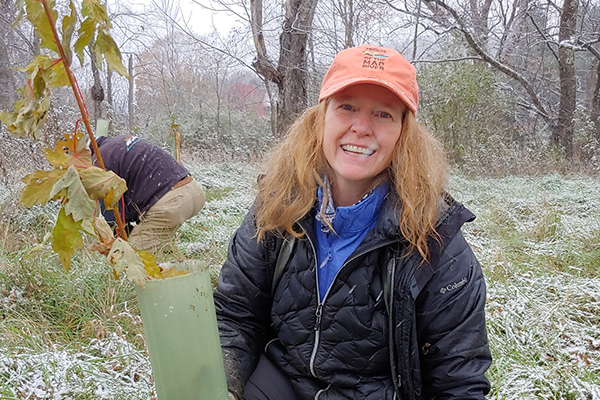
xmin=306 ymin=227 xmax=402 ymax=379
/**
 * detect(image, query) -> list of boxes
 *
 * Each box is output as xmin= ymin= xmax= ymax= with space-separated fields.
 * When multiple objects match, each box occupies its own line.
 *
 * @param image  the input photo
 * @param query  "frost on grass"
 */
xmin=2 ymin=164 xmax=600 ymax=398
xmin=0 ymin=333 xmax=154 ymax=399
xmin=178 ymin=162 xmax=259 ymax=260
xmin=454 ymin=174 xmax=600 ymax=398
xmin=486 ymin=272 xmax=600 ymax=399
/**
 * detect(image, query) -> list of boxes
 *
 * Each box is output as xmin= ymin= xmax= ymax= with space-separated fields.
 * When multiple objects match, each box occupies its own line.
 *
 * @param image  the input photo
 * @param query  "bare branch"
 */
xmin=423 ymin=0 xmax=551 ymax=121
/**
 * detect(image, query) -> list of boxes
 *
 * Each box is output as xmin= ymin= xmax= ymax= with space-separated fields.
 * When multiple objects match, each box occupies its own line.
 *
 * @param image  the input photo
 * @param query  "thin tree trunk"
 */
xmin=89 ymin=42 xmax=104 ymax=127
xmin=276 ymin=0 xmax=319 ymax=135
xmin=106 ymin=69 xmax=113 ymax=106
xmin=551 ymin=0 xmax=578 ymax=157
xmin=592 ymin=58 xmax=600 ymax=141
xmin=0 ymin=0 xmax=15 ymax=110
xmin=128 ymin=55 xmax=134 ymax=133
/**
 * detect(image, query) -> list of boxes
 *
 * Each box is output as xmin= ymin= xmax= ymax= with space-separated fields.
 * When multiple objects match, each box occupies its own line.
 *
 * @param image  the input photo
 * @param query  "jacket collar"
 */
xmin=298 ymin=191 xmax=475 ymax=258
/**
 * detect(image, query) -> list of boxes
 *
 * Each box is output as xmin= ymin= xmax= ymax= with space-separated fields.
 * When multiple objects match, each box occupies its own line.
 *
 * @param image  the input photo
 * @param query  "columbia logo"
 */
xmin=439 ymin=277 xmax=467 ymax=294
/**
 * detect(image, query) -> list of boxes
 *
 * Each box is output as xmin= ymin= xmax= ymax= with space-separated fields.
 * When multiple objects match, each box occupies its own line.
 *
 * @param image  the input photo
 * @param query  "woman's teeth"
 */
xmin=341 ymin=144 xmax=374 ymax=155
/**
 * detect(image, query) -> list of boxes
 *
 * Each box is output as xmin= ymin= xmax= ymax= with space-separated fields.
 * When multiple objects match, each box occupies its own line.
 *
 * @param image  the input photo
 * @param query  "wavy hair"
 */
xmin=254 ymin=99 xmax=448 ymax=261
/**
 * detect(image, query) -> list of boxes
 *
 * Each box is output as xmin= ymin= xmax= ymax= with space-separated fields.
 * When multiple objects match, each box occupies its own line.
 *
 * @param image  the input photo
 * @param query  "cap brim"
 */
xmin=318 ymin=77 xmax=417 ymax=115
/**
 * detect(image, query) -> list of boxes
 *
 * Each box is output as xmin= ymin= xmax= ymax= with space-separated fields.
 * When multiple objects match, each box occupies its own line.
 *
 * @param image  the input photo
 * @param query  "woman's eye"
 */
xmin=378 ymin=111 xmax=392 ymax=119
xmin=340 ymin=104 xmax=354 ymax=111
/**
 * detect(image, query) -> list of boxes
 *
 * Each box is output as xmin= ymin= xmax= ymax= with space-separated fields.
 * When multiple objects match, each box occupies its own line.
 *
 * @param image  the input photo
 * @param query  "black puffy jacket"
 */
xmin=214 ymin=194 xmax=491 ymax=400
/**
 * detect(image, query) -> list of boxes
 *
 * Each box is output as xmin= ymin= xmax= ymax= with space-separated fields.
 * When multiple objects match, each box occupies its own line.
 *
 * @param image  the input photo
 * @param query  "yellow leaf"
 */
xmin=103 ymin=187 xmax=118 ymax=210
xmin=138 ymin=251 xmax=163 ymax=279
xmin=107 ymin=238 xmax=147 ymax=288
xmin=20 ymin=168 xmax=66 ymax=207
xmin=50 ymin=165 xmax=96 ymax=222
xmin=52 ymin=207 xmax=84 ymax=272
xmin=43 ymin=147 xmax=71 ymax=168
xmin=48 ymin=62 xmax=69 ymax=87
xmin=96 ymin=30 xmax=128 ymax=78
xmin=55 ymin=132 xmax=92 ymax=168
xmin=161 ymin=266 xmax=189 ymax=279
xmin=81 ymin=0 xmax=109 ymax=21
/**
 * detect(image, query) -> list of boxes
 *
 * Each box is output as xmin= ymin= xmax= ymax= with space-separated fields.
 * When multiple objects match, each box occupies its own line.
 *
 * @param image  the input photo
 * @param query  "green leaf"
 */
xmin=74 ymin=17 xmax=95 ymax=66
xmin=107 ymin=238 xmax=147 ymax=288
xmin=81 ymin=0 xmax=110 ymax=25
xmin=20 ymin=168 xmax=66 ymax=207
xmin=61 ymin=1 xmax=77 ymax=66
xmin=50 ymin=165 xmax=96 ymax=222
xmin=95 ymin=29 xmax=128 ymax=78
xmin=24 ymin=0 xmax=59 ymax=54
xmin=79 ymin=166 xmax=127 ymax=207
xmin=52 ymin=206 xmax=84 ymax=272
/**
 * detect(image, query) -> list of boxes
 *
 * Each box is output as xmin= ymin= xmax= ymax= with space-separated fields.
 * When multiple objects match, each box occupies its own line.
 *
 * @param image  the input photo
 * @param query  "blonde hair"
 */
xmin=255 ymin=99 xmax=448 ymax=261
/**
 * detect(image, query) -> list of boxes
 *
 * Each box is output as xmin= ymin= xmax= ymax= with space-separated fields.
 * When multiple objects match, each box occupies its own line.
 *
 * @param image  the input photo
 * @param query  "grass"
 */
xmin=454 ymin=173 xmax=600 ymax=398
xmin=1 ymin=164 xmax=599 ymax=398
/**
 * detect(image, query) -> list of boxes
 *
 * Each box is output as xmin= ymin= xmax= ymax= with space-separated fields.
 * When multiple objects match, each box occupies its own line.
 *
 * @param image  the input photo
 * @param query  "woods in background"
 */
xmin=1 ymin=0 xmax=599 ymax=175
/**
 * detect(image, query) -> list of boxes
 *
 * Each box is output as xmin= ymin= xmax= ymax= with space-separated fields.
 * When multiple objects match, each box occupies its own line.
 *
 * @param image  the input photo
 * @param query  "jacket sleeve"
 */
xmin=214 ymin=207 xmax=275 ymax=399
xmin=415 ymin=231 xmax=492 ymax=399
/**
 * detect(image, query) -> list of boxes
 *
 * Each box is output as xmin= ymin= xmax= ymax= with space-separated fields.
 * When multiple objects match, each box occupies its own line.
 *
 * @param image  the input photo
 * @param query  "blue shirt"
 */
xmin=315 ymin=183 xmax=388 ymax=301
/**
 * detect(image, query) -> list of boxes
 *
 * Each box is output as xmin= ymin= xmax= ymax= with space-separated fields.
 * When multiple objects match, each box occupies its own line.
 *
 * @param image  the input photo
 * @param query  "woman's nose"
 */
xmin=350 ymin=111 xmax=373 ymax=136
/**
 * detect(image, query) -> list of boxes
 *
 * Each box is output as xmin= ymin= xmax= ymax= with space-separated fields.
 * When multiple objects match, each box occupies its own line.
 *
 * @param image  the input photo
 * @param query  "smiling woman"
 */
xmin=213 ymin=44 xmax=492 ymax=400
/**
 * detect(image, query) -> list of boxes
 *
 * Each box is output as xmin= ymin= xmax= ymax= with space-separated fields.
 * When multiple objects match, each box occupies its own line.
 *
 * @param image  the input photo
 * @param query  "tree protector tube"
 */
xmin=136 ymin=260 xmax=228 ymax=399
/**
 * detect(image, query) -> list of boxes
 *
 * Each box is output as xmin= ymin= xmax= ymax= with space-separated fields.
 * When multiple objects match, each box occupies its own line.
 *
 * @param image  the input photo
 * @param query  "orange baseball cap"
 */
xmin=319 ymin=44 xmax=418 ymax=115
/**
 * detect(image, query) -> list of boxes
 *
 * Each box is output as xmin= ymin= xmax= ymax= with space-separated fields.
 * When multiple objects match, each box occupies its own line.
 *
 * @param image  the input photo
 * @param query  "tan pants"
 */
xmin=128 ymin=178 xmax=205 ymax=253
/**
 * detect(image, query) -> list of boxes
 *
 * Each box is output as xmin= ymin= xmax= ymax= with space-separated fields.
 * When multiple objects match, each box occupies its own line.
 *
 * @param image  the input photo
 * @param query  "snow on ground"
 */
xmin=0 ymin=333 xmax=154 ymax=399
xmin=1 ymin=164 xmax=599 ymax=398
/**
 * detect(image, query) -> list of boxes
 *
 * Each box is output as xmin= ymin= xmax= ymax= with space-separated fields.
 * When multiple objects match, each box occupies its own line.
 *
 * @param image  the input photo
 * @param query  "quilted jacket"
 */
xmin=214 ymin=193 xmax=492 ymax=400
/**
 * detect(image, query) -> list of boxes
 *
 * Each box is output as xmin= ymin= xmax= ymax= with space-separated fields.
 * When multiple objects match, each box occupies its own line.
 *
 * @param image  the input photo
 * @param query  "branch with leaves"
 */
xmin=0 ymin=0 xmax=184 ymax=288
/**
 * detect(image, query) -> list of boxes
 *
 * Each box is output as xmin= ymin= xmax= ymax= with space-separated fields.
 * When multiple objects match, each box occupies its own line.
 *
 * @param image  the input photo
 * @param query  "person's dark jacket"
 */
xmin=95 ymin=136 xmax=189 ymax=224
xmin=214 ymin=193 xmax=492 ymax=400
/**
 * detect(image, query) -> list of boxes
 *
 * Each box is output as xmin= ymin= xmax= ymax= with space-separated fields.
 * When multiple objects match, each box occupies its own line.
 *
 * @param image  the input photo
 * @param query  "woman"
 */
xmin=215 ymin=44 xmax=491 ymax=400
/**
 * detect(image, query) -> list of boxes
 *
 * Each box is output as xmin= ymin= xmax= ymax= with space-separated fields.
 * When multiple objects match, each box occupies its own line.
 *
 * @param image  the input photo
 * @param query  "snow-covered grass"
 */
xmin=1 ymin=163 xmax=599 ymax=398
xmin=453 ymin=174 xmax=600 ymax=398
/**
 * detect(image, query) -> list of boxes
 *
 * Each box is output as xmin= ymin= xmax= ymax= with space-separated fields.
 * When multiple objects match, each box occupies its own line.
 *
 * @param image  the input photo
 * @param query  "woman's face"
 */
xmin=323 ymin=83 xmax=405 ymax=206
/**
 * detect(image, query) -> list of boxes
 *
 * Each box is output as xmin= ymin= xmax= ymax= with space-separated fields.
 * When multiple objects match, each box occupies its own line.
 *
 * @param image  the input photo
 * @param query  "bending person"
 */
xmin=94 ymin=134 xmax=205 ymax=254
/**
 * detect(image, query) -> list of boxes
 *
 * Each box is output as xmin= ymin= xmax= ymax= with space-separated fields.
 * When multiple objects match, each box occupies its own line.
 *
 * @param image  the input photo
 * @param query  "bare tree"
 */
xmin=387 ymin=0 xmax=600 ymax=158
xmin=586 ymin=43 xmax=600 ymax=141
xmin=251 ymin=0 xmax=318 ymax=135
xmin=0 ymin=0 xmax=15 ymax=111
xmin=551 ymin=0 xmax=578 ymax=157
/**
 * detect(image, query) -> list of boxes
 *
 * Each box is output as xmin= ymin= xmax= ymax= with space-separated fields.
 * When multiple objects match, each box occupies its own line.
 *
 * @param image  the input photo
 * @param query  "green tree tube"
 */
xmin=136 ymin=261 xmax=228 ymax=399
